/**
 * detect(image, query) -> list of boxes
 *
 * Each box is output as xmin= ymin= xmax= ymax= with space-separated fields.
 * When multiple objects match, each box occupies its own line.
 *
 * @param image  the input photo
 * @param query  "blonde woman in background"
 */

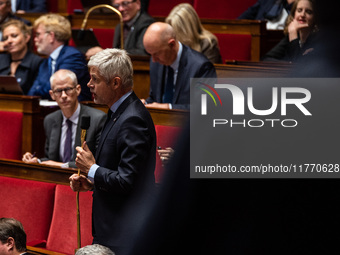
xmin=0 ymin=19 xmax=42 ymax=94
xmin=264 ymin=0 xmax=318 ymax=61
xmin=165 ymin=3 xmax=222 ymax=64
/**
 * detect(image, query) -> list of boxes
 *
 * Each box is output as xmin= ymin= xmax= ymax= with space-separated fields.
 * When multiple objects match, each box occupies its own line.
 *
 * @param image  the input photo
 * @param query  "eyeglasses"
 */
xmin=34 ymin=31 xmax=50 ymax=38
xmin=53 ymin=87 xmax=76 ymax=97
xmin=112 ymin=0 xmax=136 ymax=9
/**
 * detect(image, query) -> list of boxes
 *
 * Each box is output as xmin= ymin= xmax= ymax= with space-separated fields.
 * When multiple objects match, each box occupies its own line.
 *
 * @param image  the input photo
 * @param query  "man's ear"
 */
xmin=168 ymin=38 xmax=176 ymax=48
xmin=6 ymin=237 xmax=15 ymax=251
xmin=75 ymin=84 xmax=81 ymax=96
xmin=49 ymin=90 xmax=55 ymax=100
xmin=49 ymin=31 xmax=56 ymax=43
xmin=111 ymin=77 xmax=121 ymax=89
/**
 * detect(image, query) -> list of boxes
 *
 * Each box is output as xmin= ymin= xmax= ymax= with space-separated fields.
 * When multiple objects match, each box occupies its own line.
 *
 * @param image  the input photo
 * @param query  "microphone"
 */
xmin=79 ymin=4 xmax=124 ymax=49
xmin=80 ymin=115 xmax=91 ymax=148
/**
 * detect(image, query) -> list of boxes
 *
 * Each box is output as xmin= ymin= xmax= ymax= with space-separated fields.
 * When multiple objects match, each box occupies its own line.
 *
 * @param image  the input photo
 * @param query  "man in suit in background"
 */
xmin=23 ymin=69 xmax=106 ymax=168
xmin=27 ymin=14 xmax=91 ymax=101
xmin=12 ymin=0 xmax=47 ymax=14
xmin=69 ymin=48 xmax=156 ymax=254
xmin=141 ymin=22 xmax=216 ymax=110
xmin=238 ymin=0 xmax=295 ymax=30
xmin=0 ymin=218 xmax=28 ymax=255
xmin=85 ymin=0 xmax=154 ymax=59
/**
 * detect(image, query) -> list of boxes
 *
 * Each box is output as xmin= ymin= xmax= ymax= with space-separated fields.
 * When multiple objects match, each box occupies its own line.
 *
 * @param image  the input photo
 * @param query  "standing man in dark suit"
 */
xmin=141 ymin=22 xmax=216 ymax=110
xmin=27 ymin=14 xmax=91 ymax=101
xmin=85 ymin=0 xmax=154 ymax=59
xmin=69 ymin=49 xmax=156 ymax=254
xmin=22 ymin=69 xmax=106 ymax=168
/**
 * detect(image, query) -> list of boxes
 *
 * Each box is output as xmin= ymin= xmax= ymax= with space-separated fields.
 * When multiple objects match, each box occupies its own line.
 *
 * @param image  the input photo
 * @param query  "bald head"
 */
xmin=144 ymin=22 xmax=176 ymax=45
xmin=143 ymin=22 xmax=178 ymax=66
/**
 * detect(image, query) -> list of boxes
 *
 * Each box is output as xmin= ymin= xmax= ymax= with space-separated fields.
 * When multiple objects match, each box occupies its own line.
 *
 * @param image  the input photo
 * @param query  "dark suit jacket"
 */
xmin=113 ymin=12 xmax=154 ymax=55
xmin=91 ymin=92 xmax=156 ymax=250
xmin=16 ymin=0 xmax=47 ymax=13
xmin=263 ymin=33 xmax=318 ymax=62
xmin=42 ymin=104 xmax=106 ymax=168
xmin=146 ymin=44 xmax=217 ymax=109
xmin=27 ymin=45 xmax=91 ymax=101
xmin=0 ymin=51 xmax=42 ymax=94
xmin=1 ymin=13 xmax=31 ymax=26
xmin=238 ymin=0 xmax=292 ymax=20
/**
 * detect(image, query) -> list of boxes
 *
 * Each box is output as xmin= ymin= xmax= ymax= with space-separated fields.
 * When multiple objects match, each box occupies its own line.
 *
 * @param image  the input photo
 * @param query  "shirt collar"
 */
xmin=50 ymin=45 xmax=64 ymax=61
xmin=170 ymin=41 xmax=182 ymax=71
xmin=126 ymin=11 xmax=140 ymax=28
xmin=62 ymin=103 xmax=80 ymax=125
xmin=110 ymin=91 xmax=133 ymax=113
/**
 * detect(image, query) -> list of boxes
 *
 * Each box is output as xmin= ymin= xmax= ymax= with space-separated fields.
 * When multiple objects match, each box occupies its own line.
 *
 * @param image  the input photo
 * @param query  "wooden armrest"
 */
xmin=27 ymin=246 xmax=67 ymax=255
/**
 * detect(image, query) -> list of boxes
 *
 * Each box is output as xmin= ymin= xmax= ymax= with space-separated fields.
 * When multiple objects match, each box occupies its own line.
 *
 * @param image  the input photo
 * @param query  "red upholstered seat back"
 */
xmin=46 ymin=0 xmax=58 ymax=12
xmin=194 ymin=0 xmax=258 ymax=19
xmin=0 ymin=176 xmax=56 ymax=245
xmin=214 ymin=33 xmax=252 ymax=62
xmin=92 ymin=28 xmax=115 ymax=49
xmin=46 ymin=185 xmax=93 ymax=254
xmin=148 ymin=0 xmax=194 ymax=16
xmin=67 ymin=0 xmax=84 ymax=13
xmin=155 ymin=125 xmax=182 ymax=183
xmin=0 ymin=111 xmax=23 ymax=160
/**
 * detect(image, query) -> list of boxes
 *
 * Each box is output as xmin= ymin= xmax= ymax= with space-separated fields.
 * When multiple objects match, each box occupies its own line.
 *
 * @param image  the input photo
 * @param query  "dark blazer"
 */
xmin=1 ymin=13 xmax=31 ymax=26
xmin=146 ymin=44 xmax=217 ymax=109
xmin=42 ymin=104 xmax=106 ymax=168
xmin=0 ymin=51 xmax=42 ymax=94
xmin=27 ymin=45 xmax=92 ymax=101
xmin=16 ymin=0 xmax=47 ymax=13
xmin=91 ymin=92 xmax=156 ymax=250
xmin=113 ymin=12 xmax=154 ymax=55
xmin=263 ymin=33 xmax=318 ymax=62
xmin=238 ymin=0 xmax=292 ymax=20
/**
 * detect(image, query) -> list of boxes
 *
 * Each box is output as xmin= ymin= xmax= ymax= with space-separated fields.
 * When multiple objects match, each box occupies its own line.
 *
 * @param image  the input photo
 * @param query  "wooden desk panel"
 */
xmin=0 ymin=94 xmax=40 ymax=156
xmin=27 ymin=246 xmax=66 ymax=255
xmin=131 ymin=55 xmax=151 ymax=99
xmin=81 ymin=101 xmax=189 ymax=127
xmin=0 ymin=159 xmax=75 ymax=185
xmin=215 ymin=63 xmax=292 ymax=78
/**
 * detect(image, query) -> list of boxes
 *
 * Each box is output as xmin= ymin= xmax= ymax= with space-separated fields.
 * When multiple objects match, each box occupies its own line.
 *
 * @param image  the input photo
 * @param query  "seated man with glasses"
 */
xmin=27 ymin=14 xmax=91 ymax=101
xmin=22 ymin=69 xmax=106 ymax=168
xmin=85 ymin=0 xmax=154 ymax=59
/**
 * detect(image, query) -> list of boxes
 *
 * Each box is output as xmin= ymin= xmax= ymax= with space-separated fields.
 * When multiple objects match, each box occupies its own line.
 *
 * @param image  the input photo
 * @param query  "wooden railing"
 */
xmin=0 ymin=158 xmax=75 ymax=185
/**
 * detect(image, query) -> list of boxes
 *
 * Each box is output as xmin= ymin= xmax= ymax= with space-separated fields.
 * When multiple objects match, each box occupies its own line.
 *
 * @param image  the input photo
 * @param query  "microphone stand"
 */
xmin=76 ymin=116 xmax=90 ymax=251
xmin=80 ymin=4 xmax=124 ymax=49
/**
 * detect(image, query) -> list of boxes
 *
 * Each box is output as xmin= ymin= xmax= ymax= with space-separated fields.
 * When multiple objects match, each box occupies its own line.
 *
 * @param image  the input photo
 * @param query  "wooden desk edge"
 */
xmin=0 ymin=159 xmax=76 ymax=185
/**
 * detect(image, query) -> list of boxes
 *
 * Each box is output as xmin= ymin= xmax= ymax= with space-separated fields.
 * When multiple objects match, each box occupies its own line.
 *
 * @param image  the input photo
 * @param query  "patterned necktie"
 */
xmin=163 ymin=66 xmax=174 ymax=103
xmin=63 ymin=119 xmax=72 ymax=163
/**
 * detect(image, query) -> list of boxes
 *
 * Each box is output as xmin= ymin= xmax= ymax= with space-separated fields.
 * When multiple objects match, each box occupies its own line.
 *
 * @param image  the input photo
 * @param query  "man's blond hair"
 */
xmin=34 ymin=14 xmax=71 ymax=43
